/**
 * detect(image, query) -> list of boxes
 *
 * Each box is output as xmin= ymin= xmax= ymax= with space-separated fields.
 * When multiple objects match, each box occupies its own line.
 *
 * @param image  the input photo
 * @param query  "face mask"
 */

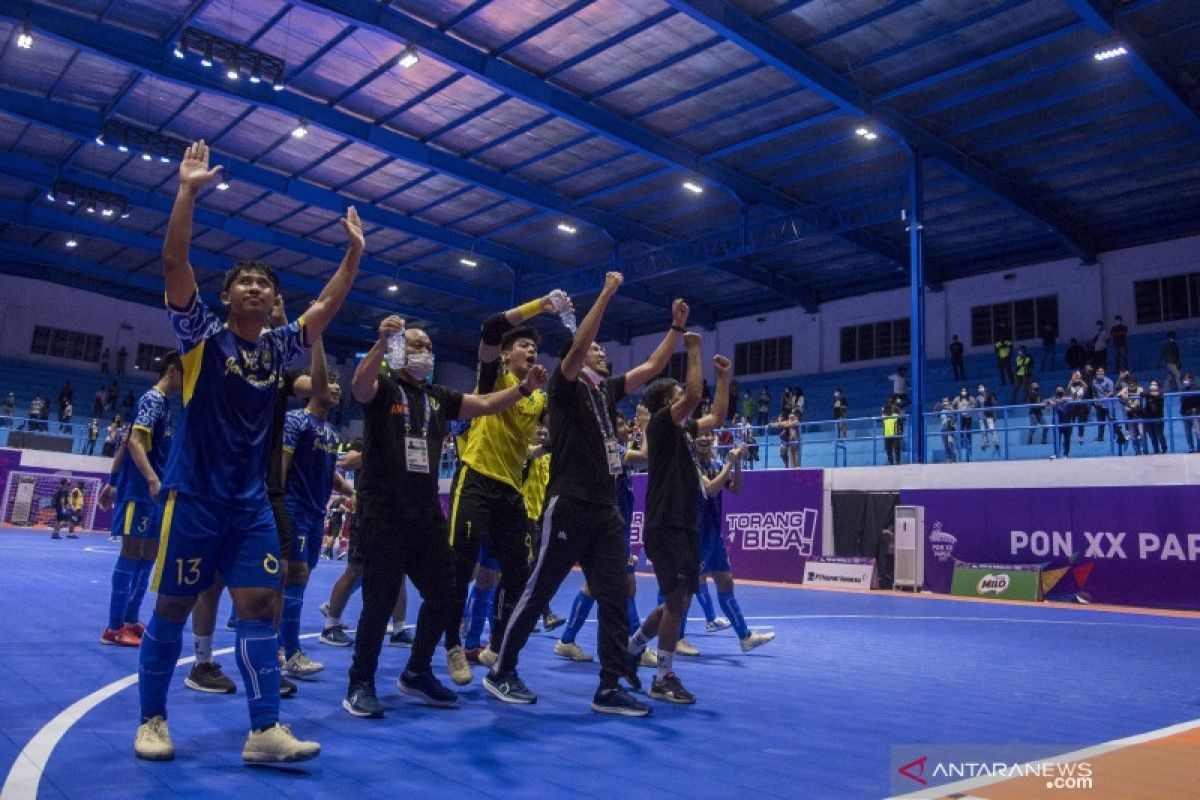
xmin=404 ymin=352 xmax=434 ymax=381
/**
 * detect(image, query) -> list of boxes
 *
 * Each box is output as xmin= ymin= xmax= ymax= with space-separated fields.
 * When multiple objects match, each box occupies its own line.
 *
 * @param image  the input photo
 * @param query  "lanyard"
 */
xmin=397 ymin=383 xmax=432 ymax=438
xmin=584 ymin=379 xmax=615 ymax=439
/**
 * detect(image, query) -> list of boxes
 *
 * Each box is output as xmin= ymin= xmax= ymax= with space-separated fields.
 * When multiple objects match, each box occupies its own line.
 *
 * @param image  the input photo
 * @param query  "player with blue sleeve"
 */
xmin=101 ymin=353 xmax=181 ymax=648
xmin=134 ymin=140 xmax=361 ymax=764
xmin=279 ymin=357 xmax=353 ymax=679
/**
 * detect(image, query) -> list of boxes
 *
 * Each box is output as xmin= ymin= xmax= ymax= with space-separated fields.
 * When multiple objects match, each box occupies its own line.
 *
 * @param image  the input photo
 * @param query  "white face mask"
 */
xmin=404 ymin=352 xmax=434 ymax=382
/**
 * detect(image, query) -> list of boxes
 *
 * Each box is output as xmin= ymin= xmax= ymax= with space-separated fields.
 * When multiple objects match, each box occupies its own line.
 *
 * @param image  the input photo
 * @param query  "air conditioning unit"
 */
xmin=893 ymin=505 xmax=924 ymax=591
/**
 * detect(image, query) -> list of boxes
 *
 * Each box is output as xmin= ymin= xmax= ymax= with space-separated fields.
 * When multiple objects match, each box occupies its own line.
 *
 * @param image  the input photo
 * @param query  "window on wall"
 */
xmin=970 ymin=296 xmax=1057 ymax=346
xmin=734 ymin=336 xmax=792 ymax=376
xmin=29 ymin=325 xmax=103 ymax=364
xmin=840 ymin=319 xmax=909 ymax=364
xmin=135 ymin=343 xmax=174 ymax=372
xmin=1135 ymin=272 xmax=1200 ymax=325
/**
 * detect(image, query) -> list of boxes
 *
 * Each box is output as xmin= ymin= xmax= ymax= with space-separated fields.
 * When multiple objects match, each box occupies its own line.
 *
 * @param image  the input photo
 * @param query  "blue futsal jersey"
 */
xmin=162 ymin=293 xmax=306 ymax=508
xmin=282 ymin=409 xmax=340 ymax=516
xmin=113 ymin=388 xmax=172 ymax=505
xmin=697 ymin=455 xmax=725 ymax=539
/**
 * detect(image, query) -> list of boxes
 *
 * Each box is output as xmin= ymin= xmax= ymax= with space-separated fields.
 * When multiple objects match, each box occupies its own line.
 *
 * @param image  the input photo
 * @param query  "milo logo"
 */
xmin=978 ymin=574 xmax=1010 ymax=594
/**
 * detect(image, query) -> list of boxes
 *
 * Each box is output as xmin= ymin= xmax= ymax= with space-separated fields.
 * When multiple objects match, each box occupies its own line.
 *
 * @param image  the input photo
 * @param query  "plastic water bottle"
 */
xmin=386 ymin=330 xmax=406 ymax=369
xmin=549 ymin=289 xmax=576 ymax=332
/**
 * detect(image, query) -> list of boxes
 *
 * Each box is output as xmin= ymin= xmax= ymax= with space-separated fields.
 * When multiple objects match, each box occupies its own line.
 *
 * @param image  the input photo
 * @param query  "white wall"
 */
xmin=0 ymin=275 xmax=176 ymax=368
xmin=602 ymin=233 xmax=1200 ymax=377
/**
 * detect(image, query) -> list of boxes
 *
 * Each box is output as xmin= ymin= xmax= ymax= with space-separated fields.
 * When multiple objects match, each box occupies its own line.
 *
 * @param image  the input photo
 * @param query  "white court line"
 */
xmin=885 ymin=717 xmax=1200 ymax=799
xmin=1 ymin=632 xmax=319 ymax=800
xmin=735 ymin=614 xmax=1200 ymax=632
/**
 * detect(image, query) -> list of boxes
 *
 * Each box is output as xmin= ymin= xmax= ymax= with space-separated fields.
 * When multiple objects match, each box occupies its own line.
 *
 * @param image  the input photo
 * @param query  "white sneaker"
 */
xmin=242 ymin=722 xmax=320 ymax=763
xmin=282 ymin=650 xmax=324 ymax=679
xmin=740 ymin=631 xmax=776 ymax=652
xmin=446 ymin=645 xmax=473 ymax=685
xmin=554 ymin=641 xmax=594 ymax=662
xmin=477 ymin=647 xmax=498 ymax=667
xmin=134 ymin=715 xmax=174 ymax=761
xmin=706 ymin=616 xmax=732 ymax=632
xmin=676 ymin=638 xmax=700 ymax=657
xmin=640 ymin=645 xmax=658 ymax=668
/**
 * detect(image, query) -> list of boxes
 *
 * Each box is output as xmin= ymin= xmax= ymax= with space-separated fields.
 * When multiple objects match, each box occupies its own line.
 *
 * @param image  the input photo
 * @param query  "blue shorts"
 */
xmin=477 ymin=539 xmax=501 ymax=572
xmin=56 ymin=508 xmax=72 ymax=522
xmin=151 ymin=491 xmax=282 ymax=596
xmin=112 ymin=500 xmax=157 ymax=539
xmin=285 ymin=499 xmax=324 ymax=570
xmin=698 ymin=525 xmax=731 ymax=574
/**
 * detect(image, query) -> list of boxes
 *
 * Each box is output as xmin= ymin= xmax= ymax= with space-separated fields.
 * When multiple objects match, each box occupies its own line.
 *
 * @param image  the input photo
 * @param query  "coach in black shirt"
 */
xmin=344 ymin=316 xmax=545 ymax=719
xmin=485 ymin=272 xmax=688 ymax=717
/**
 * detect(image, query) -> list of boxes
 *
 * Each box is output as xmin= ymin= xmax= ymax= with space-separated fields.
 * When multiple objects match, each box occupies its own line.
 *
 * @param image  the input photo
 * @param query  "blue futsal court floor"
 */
xmin=2 ymin=529 xmax=1200 ymax=799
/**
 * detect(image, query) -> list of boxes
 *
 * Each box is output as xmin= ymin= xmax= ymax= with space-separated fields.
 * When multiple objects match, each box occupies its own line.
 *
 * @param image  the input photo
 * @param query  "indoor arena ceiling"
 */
xmin=0 ymin=0 xmax=1198 ymax=361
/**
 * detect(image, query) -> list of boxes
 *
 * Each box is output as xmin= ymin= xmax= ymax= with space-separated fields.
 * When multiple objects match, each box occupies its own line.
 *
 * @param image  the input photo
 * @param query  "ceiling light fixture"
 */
xmin=291 ymin=119 xmax=309 ymax=139
xmin=217 ymin=179 xmax=230 ymax=191
xmin=682 ymin=180 xmax=703 ymax=194
xmin=94 ymin=134 xmax=105 ymax=147
xmin=387 ymin=283 xmax=399 ymax=292
xmin=200 ymin=42 xmax=214 ymax=67
xmin=16 ymin=21 xmax=33 ymax=50
xmin=397 ymin=44 xmax=420 ymax=69
xmin=854 ymin=125 xmax=879 ymax=141
xmin=556 ymin=222 xmax=577 ymax=234
xmin=460 ymin=257 xmax=478 ymax=267
xmin=1094 ymin=43 xmax=1128 ymax=61
xmin=141 ymin=152 xmax=153 ymax=161
xmin=45 ymin=190 xmax=55 ymax=202
xmin=101 ymin=207 xmax=114 ymax=217
xmin=173 ymin=42 xmax=185 ymax=59
xmin=65 ymin=238 xmax=78 ymax=248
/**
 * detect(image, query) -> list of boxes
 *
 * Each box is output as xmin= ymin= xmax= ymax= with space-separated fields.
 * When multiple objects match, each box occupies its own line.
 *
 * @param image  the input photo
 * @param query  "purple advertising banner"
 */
xmin=630 ymin=469 xmax=824 ymax=584
xmin=900 ymin=486 xmax=1200 ymax=610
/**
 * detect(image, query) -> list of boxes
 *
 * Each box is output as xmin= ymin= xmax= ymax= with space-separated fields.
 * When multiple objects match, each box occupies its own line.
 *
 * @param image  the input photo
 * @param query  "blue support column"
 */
xmin=908 ymin=147 xmax=927 ymax=464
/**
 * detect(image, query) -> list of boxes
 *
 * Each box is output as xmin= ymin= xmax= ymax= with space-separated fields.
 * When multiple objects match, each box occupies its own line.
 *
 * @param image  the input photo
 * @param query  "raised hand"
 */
xmin=635 ymin=402 xmax=650 ymax=430
xmin=178 ymin=140 xmax=222 ymax=194
xmin=541 ymin=291 xmax=573 ymax=315
xmin=684 ymin=331 xmax=702 ymax=350
xmin=523 ymin=364 xmax=548 ymax=391
xmin=672 ymin=298 xmax=690 ymax=328
xmin=713 ymin=354 xmax=730 ymax=375
xmin=729 ymin=445 xmax=745 ymax=463
xmin=341 ymin=206 xmax=364 ymax=253
xmin=269 ymin=295 xmax=287 ymax=329
xmin=378 ymin=315 xmax=405 ymax=342
xmin=602 ymin=271 xmax=624 ymax=295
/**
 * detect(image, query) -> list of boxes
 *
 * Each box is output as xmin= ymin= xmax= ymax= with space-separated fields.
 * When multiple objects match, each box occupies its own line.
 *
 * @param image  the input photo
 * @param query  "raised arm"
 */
xmin=624 ymin=403 xmax=651 ymax=468
xmin=458 ymin=365 xmax=549 ymax=420
xmin=562 ymin=272 xmax=623 ymax=381
xmin=624 ymin=299 xmax=689 ymax=393
xmin=352 ymin=316 xmax=402 ymax=404
xmin=302 ymin=207 xmax=363 ymax=342
xmin=670 ymin=332 xmax=703 ymax=425
xmin=163 ymin=140 xmax=223 ymax=307
xmin=697 ymin=354 xmax=731 ymax=432
xmin=479 ymin=292 xmax=569 ymax=365
xmin=309 ymin=335 xmax=331 ymax=404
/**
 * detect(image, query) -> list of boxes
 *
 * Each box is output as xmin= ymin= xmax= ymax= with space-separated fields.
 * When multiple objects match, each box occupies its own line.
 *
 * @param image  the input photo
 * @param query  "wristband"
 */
xmin=518 ymin=384 xmax=533 ymax=398
xmin=671 ymin=325 xmax=686 ymax=334
xmin=517 ymin=298 xmax=544 ymax=321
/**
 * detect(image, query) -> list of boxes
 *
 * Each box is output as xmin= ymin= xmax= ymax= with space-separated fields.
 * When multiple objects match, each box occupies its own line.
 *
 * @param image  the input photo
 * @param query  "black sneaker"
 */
xmin=343 ymin=682 xmax=384 ymax=718
xmin=482 ymin=670 xmax=537 ymax=705
xmin=398 ymin=670 xmax=458 ymax=708
xmin=388 ymin=627 xmax=414 ymax=647
xmin=280 ymin=675 xmax=297 ymax=699
xmin=541 ymin=612 xmax=566 ymax=632
xmin=319 ymin=625 xmax=354 ymax=647
xmin=648 ymin=673 xmax=696 ymax=704
xmin=184 ymin=661 xmax=236 ymax=694
xmin=591 ymin=686 xmax=651 ymax=717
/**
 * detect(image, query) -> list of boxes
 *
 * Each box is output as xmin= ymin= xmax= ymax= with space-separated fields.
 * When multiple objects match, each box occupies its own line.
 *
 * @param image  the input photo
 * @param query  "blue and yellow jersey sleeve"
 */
xmin=166 ymin=292 xmax=223 ymax=355
xmin=282 ymin=408 xmax=306 ymax=455
xmin=131 ymin=389 xmax=167 ymax=448
xmin=264 ymin=316 xmax=307 ymax=368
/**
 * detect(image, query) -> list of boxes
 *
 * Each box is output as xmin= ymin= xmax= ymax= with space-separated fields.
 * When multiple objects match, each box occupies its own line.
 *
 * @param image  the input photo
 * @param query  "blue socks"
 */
xmin=138 ymin=613 xmax=184 ymax=721
xmin=124 ymin=559 xmax=152 ymax=626
xmin=695 ymin=580 xmax=717 ymax=624
xmin=108 ymin=556 xmax=136 ymax=630
xmin=560 ymin=591 xmax=594 ymax=645
xmin=280 ymin=584 xmax=305 ymax=658
xmin=234 ymin=619 xmax=281 ymax=731
xmin=626 ymin=595 xmax=641 ymax=637
xmin=718 ymin=590 xmax=750 ymax=639
xmin=464 ymin=585 xmax=494 ymax=649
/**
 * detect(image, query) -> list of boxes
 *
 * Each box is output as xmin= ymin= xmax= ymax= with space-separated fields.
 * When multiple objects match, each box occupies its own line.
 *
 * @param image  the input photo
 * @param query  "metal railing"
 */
xmin=0 ymin=414 xmax=119 ymax=456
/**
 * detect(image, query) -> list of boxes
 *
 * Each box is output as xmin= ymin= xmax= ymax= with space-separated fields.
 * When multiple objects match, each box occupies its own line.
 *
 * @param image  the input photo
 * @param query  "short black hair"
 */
xmin=643 ymin=377 xmax=679 ymax=415
xmin=222 ymin=260 xmax=280 ymax=294
xmin=158 ymin=350 xmax=182 ymax=377
xmin=501 ymin=326 xmax=540 ymax=351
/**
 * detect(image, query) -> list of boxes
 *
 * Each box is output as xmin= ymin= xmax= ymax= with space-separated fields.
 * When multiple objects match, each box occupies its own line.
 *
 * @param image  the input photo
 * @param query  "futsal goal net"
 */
xmin=2 ymin=471 xmax=102 ymax=531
